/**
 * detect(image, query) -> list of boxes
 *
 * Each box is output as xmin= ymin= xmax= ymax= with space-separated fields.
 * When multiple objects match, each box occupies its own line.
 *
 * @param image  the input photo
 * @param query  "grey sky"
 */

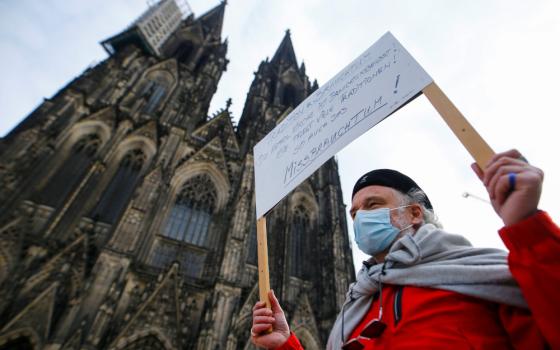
xmin=1 ymin=0 xmax=559 ymax=271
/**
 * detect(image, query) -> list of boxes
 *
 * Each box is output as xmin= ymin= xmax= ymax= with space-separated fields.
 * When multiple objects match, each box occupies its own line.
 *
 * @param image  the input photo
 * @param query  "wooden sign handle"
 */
xmin=423 ymin=82 xmax=495 ymax=168
xmin=257 ymin=216 xmax=271 ymax=309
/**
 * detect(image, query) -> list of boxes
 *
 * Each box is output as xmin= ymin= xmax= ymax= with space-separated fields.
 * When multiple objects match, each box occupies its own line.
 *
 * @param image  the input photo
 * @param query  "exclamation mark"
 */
xmin=394 ymin=74 xmax=400 ymax=94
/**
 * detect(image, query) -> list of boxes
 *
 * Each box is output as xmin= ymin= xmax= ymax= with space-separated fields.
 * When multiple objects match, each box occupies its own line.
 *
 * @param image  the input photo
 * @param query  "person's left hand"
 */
xmin=471 ymin=149 xmax=543 ymax=226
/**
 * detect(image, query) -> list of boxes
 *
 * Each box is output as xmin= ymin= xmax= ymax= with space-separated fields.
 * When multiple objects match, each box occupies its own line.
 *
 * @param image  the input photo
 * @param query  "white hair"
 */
xmin=393 ymin=188 xmax=443 ymax=228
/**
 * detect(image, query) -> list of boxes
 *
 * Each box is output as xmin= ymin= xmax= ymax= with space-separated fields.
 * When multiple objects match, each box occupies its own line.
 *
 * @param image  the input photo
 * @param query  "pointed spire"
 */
xmin=311 ymin=78 xmax=319 ymax=92
xmin=271 ymin=29 xmax=298 ymax=67
xmin=198 ymin=1 xmax=226 ymax=39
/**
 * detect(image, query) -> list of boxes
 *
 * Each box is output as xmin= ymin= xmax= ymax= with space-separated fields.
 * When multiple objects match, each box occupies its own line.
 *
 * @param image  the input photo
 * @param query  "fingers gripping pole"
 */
xmin=257 ymin=216 xmax=271 ymax=309
xmin=423 ymin=82 xmax=495 ymax=169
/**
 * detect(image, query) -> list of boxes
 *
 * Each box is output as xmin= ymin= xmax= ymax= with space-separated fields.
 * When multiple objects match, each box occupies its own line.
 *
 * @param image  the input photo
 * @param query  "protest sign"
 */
xmin=254 ymin=32 xmax=433 ymax=218
xmin=252 ymin=32 xmax=495 ymax=307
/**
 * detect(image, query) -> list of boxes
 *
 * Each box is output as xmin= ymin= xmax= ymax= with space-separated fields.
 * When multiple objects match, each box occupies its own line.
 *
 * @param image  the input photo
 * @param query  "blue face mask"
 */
xmin=353 ymin=206 xmax=413 ymax=256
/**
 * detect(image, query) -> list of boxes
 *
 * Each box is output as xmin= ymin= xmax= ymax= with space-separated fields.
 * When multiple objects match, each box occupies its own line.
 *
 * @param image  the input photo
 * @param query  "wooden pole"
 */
xmin=256 ymin=216 xmax=271 ymax=309
xmin=423 ymin=81 xmax=495 ymax=168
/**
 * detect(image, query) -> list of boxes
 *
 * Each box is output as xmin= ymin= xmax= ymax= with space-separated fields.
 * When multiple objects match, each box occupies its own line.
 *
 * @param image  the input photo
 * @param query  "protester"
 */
xmin=251 ymin=149 xmax=560 ymax=349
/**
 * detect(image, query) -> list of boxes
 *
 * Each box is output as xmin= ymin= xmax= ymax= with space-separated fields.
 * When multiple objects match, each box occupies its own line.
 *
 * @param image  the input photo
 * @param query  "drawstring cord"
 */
xmin=378 ymin=261 xmax=388 ymax=321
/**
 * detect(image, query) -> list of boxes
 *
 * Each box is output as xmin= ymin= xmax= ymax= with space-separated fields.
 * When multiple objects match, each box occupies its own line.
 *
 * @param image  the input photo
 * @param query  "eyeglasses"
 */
xmin=342 ymin=262 xmax=389 ymax=350
xmin=341 ymin=316 xmax=386 ymax=349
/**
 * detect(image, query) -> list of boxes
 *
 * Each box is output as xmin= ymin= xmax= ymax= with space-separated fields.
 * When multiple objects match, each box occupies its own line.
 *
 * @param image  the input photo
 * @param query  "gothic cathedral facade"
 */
xmin=0 ymin=2 xmax=355 ymax=349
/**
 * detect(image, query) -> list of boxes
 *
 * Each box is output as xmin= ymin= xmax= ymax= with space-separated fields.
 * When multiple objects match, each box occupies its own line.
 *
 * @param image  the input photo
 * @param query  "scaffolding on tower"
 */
xmin=102 ymin=0 xmax=192 ymax=57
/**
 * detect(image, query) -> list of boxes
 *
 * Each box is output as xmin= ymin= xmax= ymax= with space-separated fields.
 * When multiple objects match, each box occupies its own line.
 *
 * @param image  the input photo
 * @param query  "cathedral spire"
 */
xmin=198 ymin=1 xmax=227 ymax=40
xmin=270 ymin=29 xmax=298 ymax=67
xmin=101 ymin=0 xmax=186 ymax=56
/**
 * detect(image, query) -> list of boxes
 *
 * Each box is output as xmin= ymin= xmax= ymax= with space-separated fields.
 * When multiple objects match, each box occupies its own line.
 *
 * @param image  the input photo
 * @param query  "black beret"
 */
xmin=352 ymin=169 xmax=433 ymax=210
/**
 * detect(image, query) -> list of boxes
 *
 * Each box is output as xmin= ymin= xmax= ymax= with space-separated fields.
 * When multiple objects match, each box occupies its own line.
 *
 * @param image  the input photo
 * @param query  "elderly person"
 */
xmin=251 ymin=149 xmax=560 ymax=349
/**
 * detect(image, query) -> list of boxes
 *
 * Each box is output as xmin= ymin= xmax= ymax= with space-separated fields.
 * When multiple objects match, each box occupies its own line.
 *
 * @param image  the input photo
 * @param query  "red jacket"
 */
xmin=277 ymin=211 xmax=560 ymax=349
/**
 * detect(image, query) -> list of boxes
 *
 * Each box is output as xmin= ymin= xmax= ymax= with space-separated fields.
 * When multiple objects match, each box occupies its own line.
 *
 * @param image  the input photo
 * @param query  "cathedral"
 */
xmin=0 ymin=1 xmax=355 ymax=349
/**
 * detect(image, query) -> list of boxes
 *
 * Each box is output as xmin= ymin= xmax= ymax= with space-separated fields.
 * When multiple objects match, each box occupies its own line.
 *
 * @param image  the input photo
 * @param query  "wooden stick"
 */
xmin=257 ymin=216 xmax=271 ymax=309
xmin=423 ymin=81 xmax=495 ymax=168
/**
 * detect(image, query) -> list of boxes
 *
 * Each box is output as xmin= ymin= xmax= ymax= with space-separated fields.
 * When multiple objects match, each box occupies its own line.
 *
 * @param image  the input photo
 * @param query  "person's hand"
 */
xmin=251 ymin=290 xmax=290 ymax=349
xmin=471 ymin=149 xmax=543 ymax=226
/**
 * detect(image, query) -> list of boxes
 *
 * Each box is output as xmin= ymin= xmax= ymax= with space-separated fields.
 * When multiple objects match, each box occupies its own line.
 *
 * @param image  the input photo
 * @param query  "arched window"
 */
xmin=162 ymin=174 xmax=217 ymax=247
xmin=90 ymin=149 xmax=145 ymax=224
xmin=142 ymin=80 xmax=168 ymax=114
xmin=34 ymin=133 xmax=100 ymax=208
xmin=289 ymin=204 xmax=311 ymax=278
xmin=138 ymin=68 xmax=174 ymax=115
xmin=282 ymin=84 xmax=299 ymax=108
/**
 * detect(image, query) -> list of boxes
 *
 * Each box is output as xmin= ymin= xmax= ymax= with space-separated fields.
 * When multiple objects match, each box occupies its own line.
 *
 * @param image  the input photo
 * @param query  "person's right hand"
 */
xmin=251 ymin=290 xmax=290 ymax=349
xmin=471 ymin=149 xmax=543 ymax=226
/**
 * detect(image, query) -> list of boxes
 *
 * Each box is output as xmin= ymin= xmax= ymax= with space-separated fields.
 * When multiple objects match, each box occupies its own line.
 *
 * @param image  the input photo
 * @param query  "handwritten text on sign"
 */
xmin=254 ymin=32 xmax=433 ymax=217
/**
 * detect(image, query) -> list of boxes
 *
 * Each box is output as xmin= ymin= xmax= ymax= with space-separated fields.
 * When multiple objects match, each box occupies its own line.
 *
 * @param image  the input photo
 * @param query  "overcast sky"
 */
xmin=1 ymin=0 xmax=559 ymax=272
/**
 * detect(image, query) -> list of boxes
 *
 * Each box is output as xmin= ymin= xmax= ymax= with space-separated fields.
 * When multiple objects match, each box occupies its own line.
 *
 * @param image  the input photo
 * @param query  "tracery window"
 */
xmin=90 ymin=149 xmax=145 ymax=224
xmin=140 ymin=72 xmax=171 ymax=114
xmin=141 ymin=80 xmax=168 ymax=114
xmin=151 ymin=242 xmax=205 ymax=278
xmin=162 ymin=174 xmax=217 ymax=247
xmin=34 ymin=133 xmax=100 ymax=208
xmin=289 ymin=204 xmax=311 ymax=278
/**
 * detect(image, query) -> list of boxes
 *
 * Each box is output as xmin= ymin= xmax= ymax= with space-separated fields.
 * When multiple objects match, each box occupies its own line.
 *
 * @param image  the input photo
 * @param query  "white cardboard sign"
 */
xmin=254 ymin=32 xmax=433 ymax=217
